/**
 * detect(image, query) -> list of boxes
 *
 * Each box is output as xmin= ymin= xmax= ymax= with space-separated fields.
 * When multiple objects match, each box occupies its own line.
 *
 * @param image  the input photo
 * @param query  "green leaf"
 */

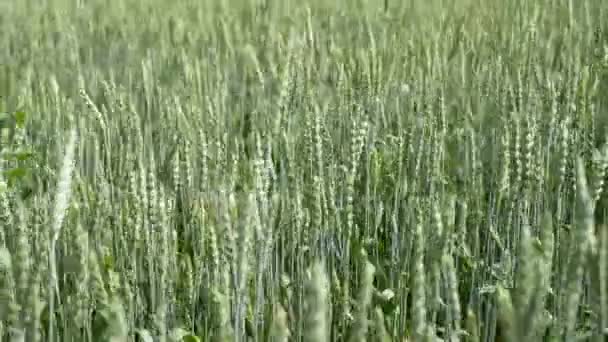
xmin=3 ymin=167 xmax=28 ymax=183
xmin=14 ymin=110 xmax=27 ymax=128
xmin=14 ymin=149 xmax=35 ymax=161
xmin=2 ymin=149 xmax=35 ymax=161
xmin=374 ymin=288 xmax=398 ymax=315
xmin=182 ymin=334 xmax=201 ymax=342
xmin=103 ymin=254 xmax=114 ymax=271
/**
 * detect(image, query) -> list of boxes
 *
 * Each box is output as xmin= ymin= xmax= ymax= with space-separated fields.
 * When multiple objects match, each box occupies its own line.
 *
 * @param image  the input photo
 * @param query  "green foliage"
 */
xmin=0 ymin=110 xmax=37 ymax=199
xmin=2 ymin=0 xmax=608 ymax=341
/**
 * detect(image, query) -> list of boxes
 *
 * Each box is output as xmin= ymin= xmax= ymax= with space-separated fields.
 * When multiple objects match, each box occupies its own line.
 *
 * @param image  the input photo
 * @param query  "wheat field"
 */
xmin=1 ymin=0 xmax=608 ymax=341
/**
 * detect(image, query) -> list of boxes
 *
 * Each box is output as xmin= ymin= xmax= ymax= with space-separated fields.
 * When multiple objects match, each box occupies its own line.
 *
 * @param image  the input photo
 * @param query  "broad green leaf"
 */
xmin=374 ymin=288 xmax=398 ymax=315
xmin=103 ymin=254 xmax=114 ymax=271
xmin=14 ymin=111 xmax=27 ymax=128
xmin=3 ymin=167 xmax=27 ymax=183
xmin=182 ymin=334 xmax=201 ymax=342
xmin=2 ymin=149 xmax=35 ymax=161
xmin=14 ymin=149 xmax=35 ymax=161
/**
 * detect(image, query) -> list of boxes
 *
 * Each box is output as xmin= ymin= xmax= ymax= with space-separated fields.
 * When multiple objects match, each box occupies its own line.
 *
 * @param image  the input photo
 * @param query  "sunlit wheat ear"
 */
xmin=495 ymin=286 xmax=518 ymax=342
xmin=79 ymin=88 xmax=107 ymax=131
xmin=303 ymin=261 xmax=330 ymax=342
xmin=349 ymin=256 xmax=375 ymax=342
xmin=73 ymin=222 xmax=90 ymax=329
xmin=532 ymin=212 xmax=555 ymax=337
xmin=514 ymin=223 xmax=534 ymax=312
xmin=512 ymin=112 xmax=522 ymax=197
xmin=411 ymin=222 xmax=427 ymax=341
xmin=591 ymin=136 xmax=608 ymax=205
xmin=0 ymin=247 xmax=18 ymax=327
xmin=598 ymin=223 xmax=608 ymax=336
xmin=575 ymin=156 xmax=597 ymax=257
xmin=51 ymin=129 xmax=77 ymax=241
xmin=269 ymin=303 xmax=290 ymax=342
xmin=99 ymin=297 xmax=128 ymax=342
xmin=212 ymin=266 xmax=233 ymax=341
xmin=0 ymin=180 xmax=11 ymax=246
xmin=25 ymin=268 xmax=43 ymax=342
xmin=48 ymin=128 xmax=77 ymax=342
xmin=373 ymin=308 xmax=391 ymax=342
xmin=9 ymin=327 xmax=25 ymax=342
xmin=13 ymin=208 xmax=30 ymax=318
xmin=561 ymin=157 xmax=597 ymax=339
xmin=515 ymin=223 xmax=550 ymax=340
xmin=465 ymin=309 xmax=481 ymax=342
xmin=442 ymin=254 xmax=461 ymax=339
xmin=233 ymin=192 xmax=254 ymax=340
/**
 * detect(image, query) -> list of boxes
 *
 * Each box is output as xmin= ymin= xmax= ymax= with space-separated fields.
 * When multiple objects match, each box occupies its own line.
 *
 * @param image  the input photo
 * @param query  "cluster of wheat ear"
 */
xmin=1 ymin=0 xmax=608 ymax=341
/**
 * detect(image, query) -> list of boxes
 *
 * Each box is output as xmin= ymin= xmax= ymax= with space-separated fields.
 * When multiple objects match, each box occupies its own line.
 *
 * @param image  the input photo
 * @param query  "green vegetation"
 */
xmin=1 ymin=0 xmax=608 ymax=340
